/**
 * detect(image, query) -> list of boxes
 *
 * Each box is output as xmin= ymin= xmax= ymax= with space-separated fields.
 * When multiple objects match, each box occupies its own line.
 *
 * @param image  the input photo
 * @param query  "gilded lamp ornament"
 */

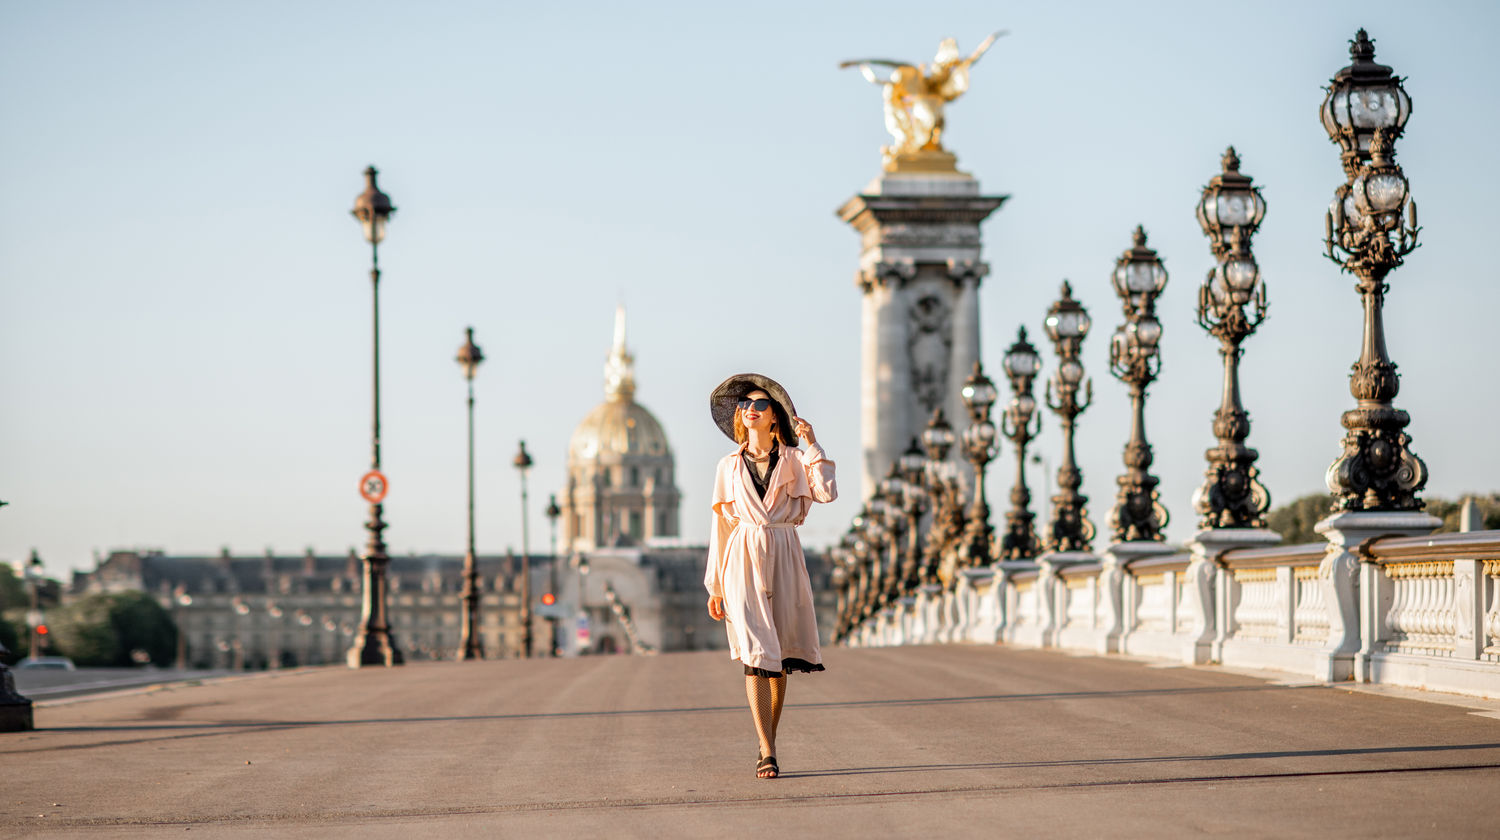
xmin=1321 ymin=30 xmax=1427 ymax=512
xmin=841 ymin=31 xmax=1004 ymax=172
xmin=1194 ymin=147 xmax=1272 ymax=529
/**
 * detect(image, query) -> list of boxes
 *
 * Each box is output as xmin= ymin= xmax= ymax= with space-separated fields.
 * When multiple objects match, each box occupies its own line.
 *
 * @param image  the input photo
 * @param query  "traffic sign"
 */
xmin=359 ymin=471 xmax=388 ymax=504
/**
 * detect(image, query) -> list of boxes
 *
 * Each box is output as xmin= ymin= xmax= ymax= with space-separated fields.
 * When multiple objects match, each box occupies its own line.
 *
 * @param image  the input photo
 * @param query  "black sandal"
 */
xmin=756 ymin=754 xmax=779 ymax=779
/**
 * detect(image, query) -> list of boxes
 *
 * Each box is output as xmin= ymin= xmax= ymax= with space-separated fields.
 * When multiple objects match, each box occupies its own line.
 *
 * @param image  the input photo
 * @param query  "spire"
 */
xmin=603 ymin=305 xmax=636 ymax=402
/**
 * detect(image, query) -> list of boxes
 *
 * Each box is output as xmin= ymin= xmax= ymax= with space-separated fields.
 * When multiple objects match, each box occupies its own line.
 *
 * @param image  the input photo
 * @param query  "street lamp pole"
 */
xmin=958 ymin=362 xmax=1000 ymax=569
xmin=1194 ymin=147 xmax=1272 ymax=527
xmin=1042 ymin=281 xmax=1096 ymax=552
xmin=544 ymin=494 xmax=562 ymax=657
xmin=348 ymin=165 xmax=402 ymax=668
xmin=1107 ymin=227 xmax=1170 ymax=543
xmin=456 ymin=327 xmax=485 ymax=661
xmin=919 ymin=409 xmax=962 ymax=586
xmin=513 ymin=441 xmax=535 ymax=658
xmin=1320 ymin=30 xmax=1427 ymax=511
xmin=999 ymin=327 xmax=1043 ymax=559
xmin=25 ymin=551 xmax=44 ymax=660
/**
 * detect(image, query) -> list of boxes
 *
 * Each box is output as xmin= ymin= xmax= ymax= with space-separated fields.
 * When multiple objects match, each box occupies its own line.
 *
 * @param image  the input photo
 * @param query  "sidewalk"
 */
xmin=6 ymin=645 xmax=1500 ymax=838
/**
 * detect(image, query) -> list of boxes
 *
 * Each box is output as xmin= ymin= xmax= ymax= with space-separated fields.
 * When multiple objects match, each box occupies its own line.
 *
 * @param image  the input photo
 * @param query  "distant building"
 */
xmin=562 ymin=307 xmax=681 ymax=551
xmin=70 ymin=306 xmax=838 ymax=670
xmin=75 ymin=546 xmax=833 ymax=669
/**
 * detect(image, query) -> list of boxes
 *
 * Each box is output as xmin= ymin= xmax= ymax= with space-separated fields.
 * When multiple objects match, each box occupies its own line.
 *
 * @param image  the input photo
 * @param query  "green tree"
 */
xmin=0 ymin=562 xmax=26 ymax=612
xmin=1265 ymin=493 xmax=1336 ymax=545
xmin=1267 ymin=492 xmax=1500 ymax=544
xmin=49 ymin=592 xmax=178 ymax=667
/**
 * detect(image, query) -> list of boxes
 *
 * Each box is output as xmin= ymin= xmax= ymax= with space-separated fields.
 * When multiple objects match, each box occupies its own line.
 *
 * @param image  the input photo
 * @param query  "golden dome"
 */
xmin=568 ymin=305 xmax=672 ymax=462
xmin=569 ymin=399 xmax=672 ymax=461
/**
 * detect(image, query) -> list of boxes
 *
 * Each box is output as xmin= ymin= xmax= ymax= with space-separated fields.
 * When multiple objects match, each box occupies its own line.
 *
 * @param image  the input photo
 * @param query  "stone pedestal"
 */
xmin=1184 ymin=528 xmax=1282 ymax=664
xmin=838 ymin=170 xmax=1007 ymax=498
xmin=1316 ymin=511 xmax=1440 ymax=682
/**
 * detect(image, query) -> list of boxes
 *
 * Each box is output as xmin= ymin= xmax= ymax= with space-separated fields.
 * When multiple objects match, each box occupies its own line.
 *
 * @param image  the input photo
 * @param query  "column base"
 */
xmin=347 ymin=633 xmax=404 ymax=668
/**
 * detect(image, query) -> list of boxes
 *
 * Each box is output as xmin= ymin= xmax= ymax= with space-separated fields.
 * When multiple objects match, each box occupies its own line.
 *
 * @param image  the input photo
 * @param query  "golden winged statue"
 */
xmin=841 ymin=31 xmax=1005 ymax=171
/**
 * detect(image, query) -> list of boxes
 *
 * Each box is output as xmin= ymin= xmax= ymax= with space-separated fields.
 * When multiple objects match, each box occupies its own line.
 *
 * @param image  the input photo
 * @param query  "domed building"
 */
xmin=562 ymin=307 xmax=681 ymax=551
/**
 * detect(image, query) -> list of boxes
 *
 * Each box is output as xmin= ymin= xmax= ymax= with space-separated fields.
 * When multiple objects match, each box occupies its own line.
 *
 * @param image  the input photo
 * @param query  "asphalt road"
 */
xmin=10 ymin=667 xmax=235 ymax=701
xmin=5 ymin=646 xmax=1500 ymax=838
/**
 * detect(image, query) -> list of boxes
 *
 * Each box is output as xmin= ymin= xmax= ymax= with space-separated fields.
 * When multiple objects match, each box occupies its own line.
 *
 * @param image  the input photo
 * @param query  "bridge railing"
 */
xmin=846 ymin=529 xmax=1500 ymax=698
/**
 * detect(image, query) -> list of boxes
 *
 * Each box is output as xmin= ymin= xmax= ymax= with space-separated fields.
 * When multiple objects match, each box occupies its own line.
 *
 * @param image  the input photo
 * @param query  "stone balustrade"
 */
xmin=845 ymin=528 xmax=1500 ymax=698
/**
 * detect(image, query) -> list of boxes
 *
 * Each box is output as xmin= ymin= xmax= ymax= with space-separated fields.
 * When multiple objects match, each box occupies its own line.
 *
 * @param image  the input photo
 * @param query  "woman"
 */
xmin=705 ymin=373 xmax=837 ymax=779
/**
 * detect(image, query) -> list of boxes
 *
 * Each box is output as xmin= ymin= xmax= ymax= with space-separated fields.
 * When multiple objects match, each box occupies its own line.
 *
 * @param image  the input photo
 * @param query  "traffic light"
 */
xmin=35 ymin=624 xmax=48 ymax=636
xmin=540 ymin=593 xmax=556 ymax=607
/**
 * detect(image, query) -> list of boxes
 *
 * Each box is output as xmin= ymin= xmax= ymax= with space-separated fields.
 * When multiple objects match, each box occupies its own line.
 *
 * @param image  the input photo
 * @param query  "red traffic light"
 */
xmin=35 ymin=624 xmax=48 ymax=636
xmin=540 ymin=593 xmax=556 ymax=607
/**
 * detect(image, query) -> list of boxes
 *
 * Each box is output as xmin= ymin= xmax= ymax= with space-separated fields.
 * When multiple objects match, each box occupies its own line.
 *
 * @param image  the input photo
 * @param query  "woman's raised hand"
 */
xmin=707 ymin=595 xmax=726 ymax=621
xmin=793 ymin=416 xmax=816 ymax=446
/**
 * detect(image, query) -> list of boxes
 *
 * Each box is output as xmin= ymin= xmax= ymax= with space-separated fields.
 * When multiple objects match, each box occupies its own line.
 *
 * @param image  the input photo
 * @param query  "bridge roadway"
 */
xmin=6 ymin=645 xmax=1500 ymax=838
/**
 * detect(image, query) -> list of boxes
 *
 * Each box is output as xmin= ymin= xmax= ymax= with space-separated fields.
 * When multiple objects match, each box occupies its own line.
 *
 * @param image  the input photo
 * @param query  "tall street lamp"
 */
xmin=1321 ymin=30 xmax=1426 ymax=511
xmin=919 ymin=408 xmax=963 ymax=585
xmin=456 ymin=327 xmax=485 ymax=661
xmin=999 ymin=327 xmax=1043 ymax=559
xmin=544 ymin=494 xmax=562 ymax=657
xmin=1107 ymin=227 xmax=1170 ymax=543
xmin=1194 ymin=147 xmax=1272 ymax=527
xmin=25 ymin=551 xmax=44 ymax=660
xmin=348 ymin=165 xmax=402 ymax=668
xmin=896 ymin=438 xmax=928 ymax=596
xmin=1043 ymin=281 xmax=1096 ymax=552
xmin=958 ymin=362 xmax=999 ymax=569
xmin=513 ymin=440 xmax=535 ymax=658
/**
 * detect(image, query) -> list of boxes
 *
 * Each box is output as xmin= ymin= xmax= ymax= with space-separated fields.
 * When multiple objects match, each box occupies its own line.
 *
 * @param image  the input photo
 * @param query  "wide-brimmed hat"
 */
xmin=710 ymin=373 xmax=798 ymax=446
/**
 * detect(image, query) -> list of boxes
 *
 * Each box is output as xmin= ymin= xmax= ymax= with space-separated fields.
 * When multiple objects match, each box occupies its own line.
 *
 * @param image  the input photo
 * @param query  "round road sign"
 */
xmin=359 ymin=470 xmax=388 ymax=504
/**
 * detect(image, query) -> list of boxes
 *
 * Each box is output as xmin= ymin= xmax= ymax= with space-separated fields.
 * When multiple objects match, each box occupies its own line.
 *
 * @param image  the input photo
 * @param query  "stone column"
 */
xmin=840 ymin=171 xmax=1007 ymax=499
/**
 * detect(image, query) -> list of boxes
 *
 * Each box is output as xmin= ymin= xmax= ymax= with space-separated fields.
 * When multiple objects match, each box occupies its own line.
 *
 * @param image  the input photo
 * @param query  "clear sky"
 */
xmin=4 ymin=1 xmax=1497 ymax=578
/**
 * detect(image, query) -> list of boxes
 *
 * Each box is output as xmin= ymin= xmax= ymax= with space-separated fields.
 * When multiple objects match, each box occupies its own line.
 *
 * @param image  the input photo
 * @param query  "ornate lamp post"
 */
xmin=1321 ymin=30 xmax=1426 ymax=511
xmin=859 ymin=502 xmax=888 ymax=619
xmin=25 ymin=551 xmax=44 ymax=660
xmin=873 ymin=477 xmax=907 ymax=608
xmin=1194 ymin=147 xmax=1272 ymax=527
xmin=1107 ymin=227 xmax=1170 ymax=542
xmin=999 ymin=328 xmax=1043 ymax=559
xmin=896 ymin=438 xmax=928 ymax=595
xmin=919 ymin=408 xmax=962 ymax=584
xmin=958 ymin=362 xmax=999 ymax=568
xmin=1042 ymin=281 xmax=1096 ymax=552
xmin=544 ymin=494 xmax=562 ymax=657
xmin=513 ymin=441 xmax=535 ymax=657
xmin=348 ymin=165 xmax=402 ymax=667
xmin=455 ymin=327 xmax=485 ymax=661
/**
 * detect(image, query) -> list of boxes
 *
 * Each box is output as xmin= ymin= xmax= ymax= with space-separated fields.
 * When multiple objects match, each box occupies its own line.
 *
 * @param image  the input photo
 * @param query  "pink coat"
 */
xmin=704 ymin=441 xmax=837 ymax=673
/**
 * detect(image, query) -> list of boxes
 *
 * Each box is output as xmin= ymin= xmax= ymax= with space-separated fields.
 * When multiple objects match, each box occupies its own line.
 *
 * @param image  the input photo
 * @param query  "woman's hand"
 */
xmin=707 ymin=595 xmax=726 ymax=621
xmin=793 ymin=416 xmax=816 ymax=446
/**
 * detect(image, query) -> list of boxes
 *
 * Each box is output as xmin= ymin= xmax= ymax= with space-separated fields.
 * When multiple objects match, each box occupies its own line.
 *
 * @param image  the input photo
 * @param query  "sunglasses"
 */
xmin=737 ymin=398 xmax=773 ymax=412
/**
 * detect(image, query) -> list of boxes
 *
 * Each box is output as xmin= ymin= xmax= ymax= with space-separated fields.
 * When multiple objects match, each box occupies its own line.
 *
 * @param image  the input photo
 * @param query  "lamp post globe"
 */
xmin=1320 ymin=29 xmax=1412 ymax=180
xmin=348 ymin=166 xmax=402 ymax=668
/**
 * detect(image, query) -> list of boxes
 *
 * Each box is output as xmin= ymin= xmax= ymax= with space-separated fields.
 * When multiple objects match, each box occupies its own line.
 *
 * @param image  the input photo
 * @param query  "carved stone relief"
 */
xmin=908 ymin=288 xmax=953 ymax=416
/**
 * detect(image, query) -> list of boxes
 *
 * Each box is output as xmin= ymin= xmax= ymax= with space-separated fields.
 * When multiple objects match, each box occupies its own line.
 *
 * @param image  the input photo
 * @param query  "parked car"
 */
xmin=16 ymin=656 xmax=76 ymax=671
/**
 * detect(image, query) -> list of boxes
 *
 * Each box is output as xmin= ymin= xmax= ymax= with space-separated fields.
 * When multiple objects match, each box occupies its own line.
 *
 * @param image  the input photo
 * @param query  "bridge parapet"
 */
xmin=849 ymin=529 xmax=1500 ymax=699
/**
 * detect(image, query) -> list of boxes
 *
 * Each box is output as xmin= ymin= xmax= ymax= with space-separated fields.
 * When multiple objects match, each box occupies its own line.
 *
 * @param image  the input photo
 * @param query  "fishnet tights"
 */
xmin=746 ymin=672 xmax=788 ymax=758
